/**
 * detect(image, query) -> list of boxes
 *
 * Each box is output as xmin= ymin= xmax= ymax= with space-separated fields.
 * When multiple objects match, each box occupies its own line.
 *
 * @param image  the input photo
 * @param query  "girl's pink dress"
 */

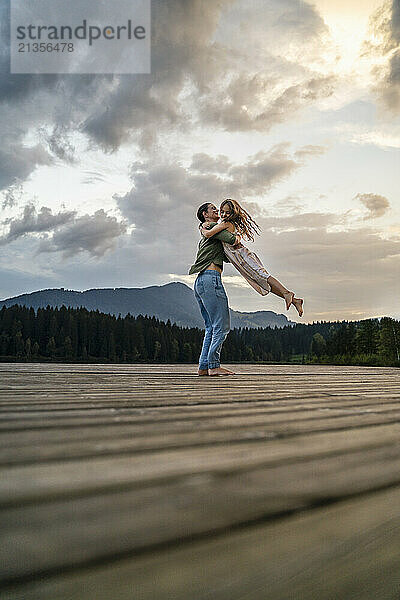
xmin=222 ymin=237 xmax=271 ymax=296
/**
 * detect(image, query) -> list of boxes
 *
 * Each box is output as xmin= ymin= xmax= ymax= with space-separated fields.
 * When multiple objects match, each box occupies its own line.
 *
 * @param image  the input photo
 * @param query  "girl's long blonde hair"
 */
xmin=220 ymin=199 xmax=260 ymax=242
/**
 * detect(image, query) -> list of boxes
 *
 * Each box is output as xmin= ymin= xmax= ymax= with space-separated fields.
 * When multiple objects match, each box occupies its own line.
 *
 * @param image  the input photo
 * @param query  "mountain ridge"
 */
xmin=0 ymin=282 xmax=293 ymax=329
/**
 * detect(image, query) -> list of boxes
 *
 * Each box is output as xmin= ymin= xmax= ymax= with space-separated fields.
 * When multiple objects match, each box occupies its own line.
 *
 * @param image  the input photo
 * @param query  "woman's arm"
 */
xmin=201 ymin=222 xmax=241 ymax=245
xmin=201 ymin=222 xmax=230 ymax=238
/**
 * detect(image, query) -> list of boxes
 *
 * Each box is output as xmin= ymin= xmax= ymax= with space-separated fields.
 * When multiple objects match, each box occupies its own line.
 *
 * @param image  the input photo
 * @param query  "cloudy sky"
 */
xmin=0 ymin=0 xmax=399 ymax=323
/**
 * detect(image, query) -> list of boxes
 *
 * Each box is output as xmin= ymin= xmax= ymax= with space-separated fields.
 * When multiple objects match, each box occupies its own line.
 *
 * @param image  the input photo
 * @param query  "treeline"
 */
xmin=0 ymin=304 xmax=399 ymax=366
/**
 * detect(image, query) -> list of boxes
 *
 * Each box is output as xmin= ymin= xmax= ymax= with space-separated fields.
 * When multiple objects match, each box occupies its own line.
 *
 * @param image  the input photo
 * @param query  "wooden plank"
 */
xmin=2 ymin=410 xmax=400 ymax=445
xmin=3 ymin=429 xmax=400 ymax=507
xmin=1 ymin=390 xmax=400 ymax=411
xmin=3 ymin=400 xmax=400 ymax=428
xmin=1 ymin=379 xmax=399 ymax=397
xmin=2 ymin=483 xmax=400 ymax=599
xmin=1 ymin=413 xmax=400 ymax=467
xmin=0 ymin=382 xmax=396 ymax=392
xmin=2 ymin=440 xmax=400 ymax=580
xmin=0 ymin=367 xmax=397 ymax=380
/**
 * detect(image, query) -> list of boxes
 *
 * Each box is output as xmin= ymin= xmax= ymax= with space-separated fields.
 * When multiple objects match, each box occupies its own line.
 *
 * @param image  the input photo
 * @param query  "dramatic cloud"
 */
xmin=0 ymin=144 xmax=53 ymax=191
xmin=215 ymin=0 xmax=329 ymax=64
xmin=1 ymin=181 xmax=24 ymax=210
xmin=0 ymin=2 xmax=107 ymax=189
xmin=39 ymin=126 xmax=77 ymax=164
xmin=36 ymin=209 xmax=127 ymax=258
xmin=190 ymin=153 xmax=231 ymax=174
xmin=0 ymin=0 xmax=237 ymax=186
xmin=0 ymin=1 xmax=100 ymax=105
xmin=84 ymin=0 xmax=331 ymax=145
xmin=0 ymin=2 xmax=56 ymax=105
xmin=0 ymin=0 xmax=334 ymax=193
xmin=294 ymin=145 xmax=327 ymax=160
xmin=227 ymin=146 xmax=299 ymax=194
xmin=196 ymin=74 xmax=335 ymax=133
xmin=355 ymin=192 xmax=391 ymax=219
xmin=0 ymin=204 xmax=76 ymax=245
xmin=189 ymin=0 xmax=335 ymax=132
xmin=0 ymin=204 xmax=127 ymax=258
xmin=366 ymin=0 xmax=400 ymax=111
xmin=82 ymin=0 xmax=334 ymax=145
xmin=81 ymin=0 xmax=237 ymax=151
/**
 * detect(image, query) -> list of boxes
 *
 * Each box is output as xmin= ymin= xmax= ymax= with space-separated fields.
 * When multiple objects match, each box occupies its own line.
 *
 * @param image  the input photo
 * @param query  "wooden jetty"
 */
xmin=1 ymin=362 xmax=400 ymax=599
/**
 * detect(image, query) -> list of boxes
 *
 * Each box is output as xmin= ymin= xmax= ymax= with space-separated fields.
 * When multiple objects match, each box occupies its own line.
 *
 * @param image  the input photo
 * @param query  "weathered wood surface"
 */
xmin=0 ymin=362 xmax=400 ymax=600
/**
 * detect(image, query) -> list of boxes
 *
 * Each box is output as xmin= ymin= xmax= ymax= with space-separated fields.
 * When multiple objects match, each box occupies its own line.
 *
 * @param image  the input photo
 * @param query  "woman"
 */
xmin=189 ymin=203 xmax=241 ymax=376
xmin=201 ymin=199 xmax=304 ymax=317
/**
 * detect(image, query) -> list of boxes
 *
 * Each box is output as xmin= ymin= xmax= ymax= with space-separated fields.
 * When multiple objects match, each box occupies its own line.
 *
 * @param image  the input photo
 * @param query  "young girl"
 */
xmin=201 ymin=199 xmax=304 ymax=317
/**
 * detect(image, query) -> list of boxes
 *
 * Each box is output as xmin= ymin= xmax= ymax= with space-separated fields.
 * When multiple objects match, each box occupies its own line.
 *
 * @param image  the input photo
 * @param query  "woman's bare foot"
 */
xmin=208 ymin=366 xmax=235 ymax=376
xmin=283 ymin=291 xmax=294 ymax=311
xmin=292 ymin=297 xmax=304 ymax=317
xmin=198 ymin=369 xmax=209 ymax=376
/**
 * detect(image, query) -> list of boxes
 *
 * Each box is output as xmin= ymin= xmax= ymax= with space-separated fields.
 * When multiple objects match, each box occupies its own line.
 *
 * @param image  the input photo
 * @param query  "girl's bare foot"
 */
xmin=292 ymin=297 xmax=304 ymax=317
xmin=283 ymin=291 xmax=294 ymax=311
xmin=198 ymin=369 xmax=209 ymax=376
xmin=208 ymin=366 xmax=235 ymax=376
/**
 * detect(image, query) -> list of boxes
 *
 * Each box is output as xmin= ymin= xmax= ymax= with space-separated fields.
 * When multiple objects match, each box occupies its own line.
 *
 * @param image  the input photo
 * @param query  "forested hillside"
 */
xmin=1 ymin=304 xmax=399 ymax=366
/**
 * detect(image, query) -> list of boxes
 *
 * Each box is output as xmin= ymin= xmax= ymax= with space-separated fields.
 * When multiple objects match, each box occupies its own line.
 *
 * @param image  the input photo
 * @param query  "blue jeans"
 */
xmin=194 ymin=269 xmax=230 ymax=370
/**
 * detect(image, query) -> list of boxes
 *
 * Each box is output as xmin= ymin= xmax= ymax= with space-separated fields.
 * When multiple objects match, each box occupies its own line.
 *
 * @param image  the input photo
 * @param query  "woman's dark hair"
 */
xmin=197 ymin=203 xmax=211 ymax=223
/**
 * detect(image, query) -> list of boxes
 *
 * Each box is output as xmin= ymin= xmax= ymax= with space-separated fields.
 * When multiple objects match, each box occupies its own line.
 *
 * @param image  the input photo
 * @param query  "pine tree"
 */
xmin=32 ymin=341 xmax=40 ymax=359
xmin=25 ymin=337 xmax=32 ymax=361
xmin=153 ymin=340 xmax=161 ymax=361
xmin=15 ymin=331 xmax=25 ymax=359
xmin=378 ymin=318 xmax=399 ymax=362
xmin=64 ymin=336 xmax=73 ymax=359
xmin=109 ymin=332 xmax=117 ymax=362
xmin=46 ymin=337 xmax=56 ymax=359
xmin=170 ymin=338 xmax=179 ymax=362
xmin=355 ymin=319 xmax=379 ymax=355
xmin=182 ymin=342 xmax=192 ymax=362
xmin=310 ymin=333 xmax=326 ymax=358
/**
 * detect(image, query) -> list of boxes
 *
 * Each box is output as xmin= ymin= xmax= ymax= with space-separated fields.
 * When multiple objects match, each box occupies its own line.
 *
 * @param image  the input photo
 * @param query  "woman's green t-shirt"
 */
xmin=188 ymin=223 xmax=236 ymax=275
